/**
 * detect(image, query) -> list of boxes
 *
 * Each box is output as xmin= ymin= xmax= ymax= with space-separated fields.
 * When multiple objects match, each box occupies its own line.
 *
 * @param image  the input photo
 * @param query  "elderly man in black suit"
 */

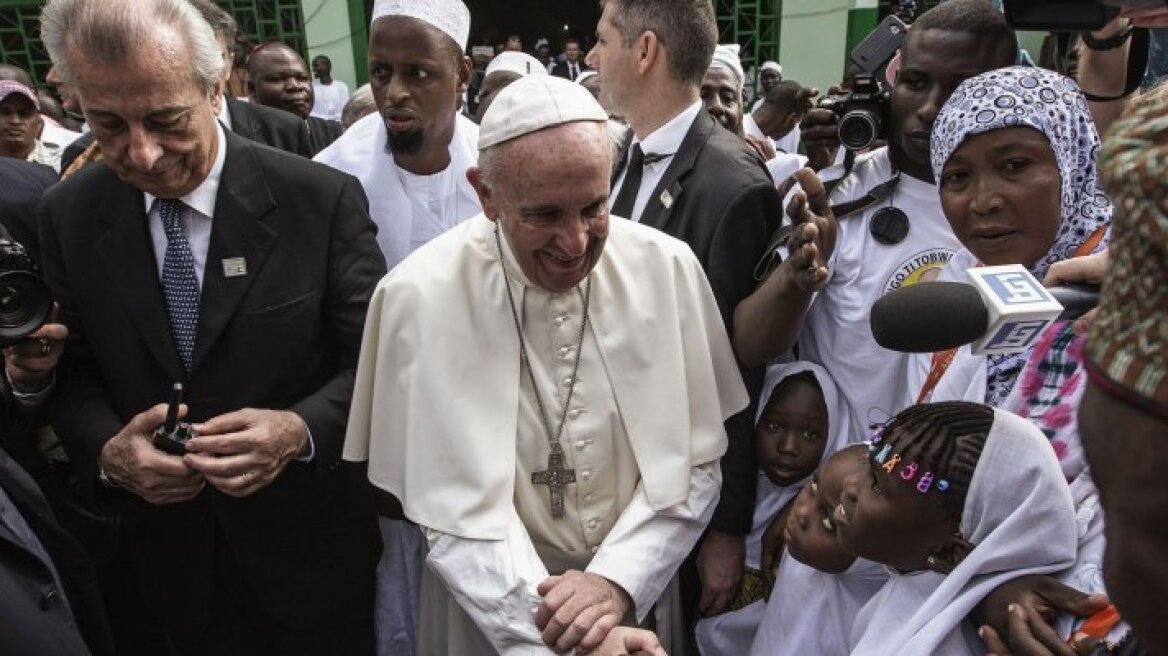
xmin=37 ymin=0 xmax=386 ymax=653
xmin=586 ymin=0 xmax=781 ymax=622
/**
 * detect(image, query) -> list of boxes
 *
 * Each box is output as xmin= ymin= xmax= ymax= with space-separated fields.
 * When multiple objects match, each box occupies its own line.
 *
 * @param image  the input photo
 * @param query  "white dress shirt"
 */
xmin=610 ymin=101 xmax=703 ymax=222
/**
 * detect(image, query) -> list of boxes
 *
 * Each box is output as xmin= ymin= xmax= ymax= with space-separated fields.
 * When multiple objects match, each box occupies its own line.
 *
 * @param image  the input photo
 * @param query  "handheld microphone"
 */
xmin=870 ymin=265 xmax=1098 ymax=355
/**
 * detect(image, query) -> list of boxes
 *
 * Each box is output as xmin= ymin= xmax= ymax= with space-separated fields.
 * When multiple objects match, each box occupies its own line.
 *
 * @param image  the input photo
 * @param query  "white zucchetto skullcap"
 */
xmin=478 ymin=75 xmax=608 ymax=150
xmin=709 ymin=44 xmax=744 ymax=90
xmin=760 ymin=61 xmax=782 ymax=75
xmin=371 ymin=0 xmax=471 ymax=50
xmin=485 ymin=52 xmax=550 ymax=79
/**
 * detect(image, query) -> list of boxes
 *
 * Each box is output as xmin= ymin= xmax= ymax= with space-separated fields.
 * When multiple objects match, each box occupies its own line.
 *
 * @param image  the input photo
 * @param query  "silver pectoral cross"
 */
xmin=531 ymin=444 xmax=577 ymax=519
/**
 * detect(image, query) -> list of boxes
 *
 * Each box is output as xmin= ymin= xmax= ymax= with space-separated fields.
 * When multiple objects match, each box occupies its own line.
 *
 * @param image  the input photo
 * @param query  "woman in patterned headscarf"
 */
xmin=913 ymin=67 xmax=1133 ymax=653
xmin=911 ymin=66 xmax=1112 ymax=412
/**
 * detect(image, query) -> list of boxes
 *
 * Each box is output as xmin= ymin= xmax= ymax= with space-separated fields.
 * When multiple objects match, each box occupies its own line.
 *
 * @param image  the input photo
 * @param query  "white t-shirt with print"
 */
xmin=799 ymin=148 xmax=962 ymax=441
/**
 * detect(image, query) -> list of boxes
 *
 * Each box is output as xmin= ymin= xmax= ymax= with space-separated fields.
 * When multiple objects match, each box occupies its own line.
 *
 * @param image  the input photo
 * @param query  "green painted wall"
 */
xmin=300 ymin=0 xmax=360 ymax=90
xmin=779 ymin=0 xmax=852 ymax=92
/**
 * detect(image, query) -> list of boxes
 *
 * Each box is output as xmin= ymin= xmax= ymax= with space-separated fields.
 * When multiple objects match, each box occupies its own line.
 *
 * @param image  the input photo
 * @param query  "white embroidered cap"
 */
xmin=709 ymin=44 xmax=744 ymax=90
xmin=760 ymin=60 xmax=782 ymax=75
xmin=370 ymin=0 xmax=471 ymax=50
xmin=478 ymin=74 xmax=608 ymax=150
xmin=484 ymin=52 xmax=550 ymax=79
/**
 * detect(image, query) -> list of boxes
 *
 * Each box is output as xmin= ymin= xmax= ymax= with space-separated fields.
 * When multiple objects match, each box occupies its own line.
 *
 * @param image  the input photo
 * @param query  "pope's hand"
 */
xmin=583 ymin=626 xmax=667 ymax=656
xmin=99 ymin=403 xmax=205 ymax=504
xmin=184 ymin=408 xmax=308 ymax=497
xmin=536 ymin=570 xmax=632 ymax=653
xmin=696 ymin=530 xmax=745 ymax=617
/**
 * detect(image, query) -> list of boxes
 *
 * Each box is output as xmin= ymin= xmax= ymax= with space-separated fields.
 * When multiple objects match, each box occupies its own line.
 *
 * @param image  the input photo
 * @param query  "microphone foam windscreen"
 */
xmin=870 ymin=282 xmax=990 ymax=353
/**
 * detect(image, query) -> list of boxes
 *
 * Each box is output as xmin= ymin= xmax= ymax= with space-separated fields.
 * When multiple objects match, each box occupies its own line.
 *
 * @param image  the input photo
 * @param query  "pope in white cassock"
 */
xmin=343 ymin=75 xmax=748 ymax=654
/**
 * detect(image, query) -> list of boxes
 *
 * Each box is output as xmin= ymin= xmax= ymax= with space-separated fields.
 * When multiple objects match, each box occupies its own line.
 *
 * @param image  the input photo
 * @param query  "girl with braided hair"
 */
xmin=839 ymin=402 xmax=1077 ymax=655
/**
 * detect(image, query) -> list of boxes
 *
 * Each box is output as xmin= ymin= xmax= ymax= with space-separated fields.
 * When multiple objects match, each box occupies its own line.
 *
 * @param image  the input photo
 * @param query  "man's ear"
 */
xmin=458 ymin=55 xmax=472 ymax=94
xmin=637 ymin=31 xmax=659 ymax=75
xmin=467 ymin=167 xmax=499 ymax=221
xmin=925 ymin=534 xmax=974 ymax=575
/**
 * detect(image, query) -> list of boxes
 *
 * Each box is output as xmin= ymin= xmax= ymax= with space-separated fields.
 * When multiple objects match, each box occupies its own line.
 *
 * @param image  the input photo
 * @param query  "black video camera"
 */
xmin=1003 ymin=0 xmax=1168 ymax=31
xmin=0 ymin=229 xmax=53 ymax=348
xmin=818 ymin=14 xmax=906 ymax=152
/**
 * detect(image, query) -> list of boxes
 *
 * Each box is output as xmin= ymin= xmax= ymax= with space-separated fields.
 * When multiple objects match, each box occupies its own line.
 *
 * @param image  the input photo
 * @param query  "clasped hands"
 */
xmin=536 ymin=570 xmax=648 ymax=654
xmin=98 ymin=405 xmax=308 ymax=505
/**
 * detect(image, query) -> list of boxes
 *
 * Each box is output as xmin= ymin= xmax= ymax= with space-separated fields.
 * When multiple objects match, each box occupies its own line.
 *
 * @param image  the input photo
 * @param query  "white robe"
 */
xmin=344 ymin=214 xmax=747 ymax=652
xmin=313 ymin=111 xmax=481 ymax=269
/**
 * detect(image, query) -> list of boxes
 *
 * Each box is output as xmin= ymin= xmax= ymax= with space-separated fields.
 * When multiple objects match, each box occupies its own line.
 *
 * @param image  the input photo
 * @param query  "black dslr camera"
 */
xmin=0 ymin=228 xmax=53 ymax=348
xmin=818 ymin=76 xmax=890 ymax=152
xmin=818 ymin=14 xmax=905 ymax=152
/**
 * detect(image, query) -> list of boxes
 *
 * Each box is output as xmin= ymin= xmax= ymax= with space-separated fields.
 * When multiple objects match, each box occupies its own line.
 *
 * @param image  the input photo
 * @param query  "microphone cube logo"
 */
xmin=982 ymin=320 xmax=1049 ymax=351
xmin=966 ymin=265 xmax=1064 ymax=356
xmin=983 ymin=271 xmax=1052 ymax=306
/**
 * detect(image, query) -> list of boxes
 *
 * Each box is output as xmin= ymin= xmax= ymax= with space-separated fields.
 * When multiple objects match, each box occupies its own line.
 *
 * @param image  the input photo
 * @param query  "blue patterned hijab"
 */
xmin=930 ymin=66 xmax=1112 ymax=405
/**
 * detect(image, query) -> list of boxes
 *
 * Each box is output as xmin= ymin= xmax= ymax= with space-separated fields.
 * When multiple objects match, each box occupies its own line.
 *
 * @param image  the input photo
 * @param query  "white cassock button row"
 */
xmin=575 ymin=439 xmax=587 ymax=451
xmin=554 ymin=316 xmax=568 ymax=326
xmin=568 ymin=409 xmax=582 ymax=420
xmin=557 ymin=346 xmax=573 ymax=358
xmin=587 ymin=519 xmax=599 ymax=530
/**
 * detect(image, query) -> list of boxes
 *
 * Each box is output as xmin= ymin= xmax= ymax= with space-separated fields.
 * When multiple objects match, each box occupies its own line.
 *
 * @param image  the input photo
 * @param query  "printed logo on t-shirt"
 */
xmin=883 ymin=248 xmax=954 ymax=293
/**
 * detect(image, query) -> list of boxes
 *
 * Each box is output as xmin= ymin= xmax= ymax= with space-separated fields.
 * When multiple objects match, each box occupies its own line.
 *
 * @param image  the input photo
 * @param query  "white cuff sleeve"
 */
xmin=424 ymin=507 xmax=554 ymax=654
xmin=587 ymin=462 xmax=721 ymax=622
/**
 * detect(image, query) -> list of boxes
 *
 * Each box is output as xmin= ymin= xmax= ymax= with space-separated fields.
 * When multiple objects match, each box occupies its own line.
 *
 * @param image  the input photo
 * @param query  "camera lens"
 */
xmin=839 ymin=110 xmax=880 ymax=151
xmin=0 ymin=271 xmax=52 ymax=342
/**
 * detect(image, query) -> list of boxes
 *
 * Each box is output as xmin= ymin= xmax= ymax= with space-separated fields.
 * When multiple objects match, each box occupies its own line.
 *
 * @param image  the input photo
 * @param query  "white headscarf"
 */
xmin=694 ymin=362 xmax=853 ymax=656
xmin=747 ymin=362 xmax=852 ymax=569
xmin=849 ymin=408 xmax=1078 ymax=655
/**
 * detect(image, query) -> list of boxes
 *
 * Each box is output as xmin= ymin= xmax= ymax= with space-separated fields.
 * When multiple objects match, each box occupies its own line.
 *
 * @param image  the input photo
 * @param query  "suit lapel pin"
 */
xmin=222 ymin=257 xmax=247 ymax=278
xmin=660 ymin=190 xmax=674 ymax=209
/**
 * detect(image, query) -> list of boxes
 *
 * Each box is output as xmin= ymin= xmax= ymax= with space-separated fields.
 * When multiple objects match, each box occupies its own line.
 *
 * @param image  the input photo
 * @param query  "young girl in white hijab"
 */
xmin=695 ymin=362 xmax=850 ymax=655
xmin=749 ymin=444 xmax=887 ymax=656
xmin=839 ymin=402 xmax=1077 ymax=655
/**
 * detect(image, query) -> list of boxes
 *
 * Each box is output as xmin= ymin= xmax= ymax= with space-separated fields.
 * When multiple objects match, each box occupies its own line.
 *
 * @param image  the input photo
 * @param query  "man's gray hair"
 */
xmin=187 ymin=0 xmax=238 ymax=47
xmin=41 ymin=0 xmax=224 ymax=91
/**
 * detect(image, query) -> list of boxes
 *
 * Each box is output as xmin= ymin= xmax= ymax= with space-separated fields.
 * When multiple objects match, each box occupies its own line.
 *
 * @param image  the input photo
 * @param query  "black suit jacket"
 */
xmin=0 ymin=441 xmax=113 ymax=656
xmin=0 ymin=157 xmax=56 ymax=264
xmin=305 ymin=116 xmax=343 ymax=156
xmin=615 ymin=112 xmax=781 ymax=534
xmin=37 ymin=131 xmax=387 ymax=635
xmin=551 ymin=61 xmax=589 ymax=81
xmin=226 ymin=97 xmax=313 ymax=158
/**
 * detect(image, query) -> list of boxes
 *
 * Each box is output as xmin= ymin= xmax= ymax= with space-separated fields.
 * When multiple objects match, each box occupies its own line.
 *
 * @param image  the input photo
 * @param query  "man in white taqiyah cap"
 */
xmin=473 ymin=51 xmax=548 ymax=124
xmin=313 ymin=2 xmax=479 ymax=654
xmin=344 ymin=75 xmax=747 ymax=655
xmin=702 ymin=44 xmax=747 ymax=135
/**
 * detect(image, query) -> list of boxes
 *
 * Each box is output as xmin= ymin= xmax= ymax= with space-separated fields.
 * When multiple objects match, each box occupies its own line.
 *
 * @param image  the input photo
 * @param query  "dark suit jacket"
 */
xmin=37 ymin=131 xmax=387 ymax=636
xmin=0 ymin=441 xmax=113 ymax=656
xmin=0 ymin=157 xmax=57 ymax=264
xmin=305 ymin=116 xmax=343 ymax=156
xmin=615 ymin=111 xmax=781 ymax=534
xmin=551 ymin=61 xmax=589 ymax=81
xmin=226 ymin=97 xmax=313 ymax=158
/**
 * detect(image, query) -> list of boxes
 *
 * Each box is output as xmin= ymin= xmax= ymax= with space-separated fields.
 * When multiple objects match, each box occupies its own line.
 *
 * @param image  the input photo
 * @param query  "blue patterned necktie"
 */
xmin=158 ymin=199 xmax=200 ymax=371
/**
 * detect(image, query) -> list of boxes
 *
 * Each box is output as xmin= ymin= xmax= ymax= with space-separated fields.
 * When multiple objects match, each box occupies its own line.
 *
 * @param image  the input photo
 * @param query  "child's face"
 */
xmin=785 ymin=445 xmax=867 ymax=574
xmin=755 ymin=377 xmax=830 ymax=487
xmin=834 ymin=441 xmax=960 ymax=572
